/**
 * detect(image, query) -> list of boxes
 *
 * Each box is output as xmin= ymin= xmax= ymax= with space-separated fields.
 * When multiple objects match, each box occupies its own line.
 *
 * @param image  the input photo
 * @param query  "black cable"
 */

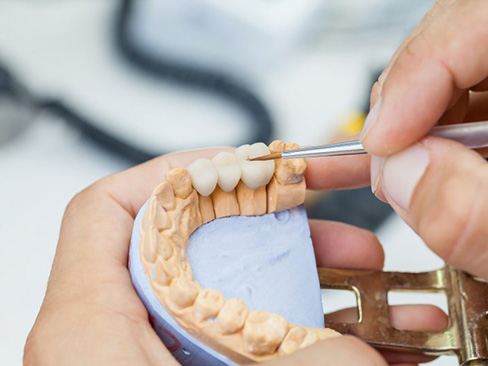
xmin=0 ymin=60 xmax=157 ymax=163
xmin=1 ymin=0 xmax=277 ymax=165
xmin=113 ymin=0 xmax=274 ymax=145
xmin=39 ymin=99 xmax=156 ymax=164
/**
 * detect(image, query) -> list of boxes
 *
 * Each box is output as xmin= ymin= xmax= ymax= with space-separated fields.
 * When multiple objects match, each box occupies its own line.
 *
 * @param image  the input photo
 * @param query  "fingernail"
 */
xmin=381 ymin=143 xmax=430 ymax=210
xmin=360 ymin=97 xmax=382 ymax=141
xmin=370 ymin=155 xmax=385 ymax=194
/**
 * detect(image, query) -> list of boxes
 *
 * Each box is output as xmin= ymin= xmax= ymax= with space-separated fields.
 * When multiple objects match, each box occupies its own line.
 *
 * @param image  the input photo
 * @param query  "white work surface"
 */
xmin=0 ymin=1 xmax=454 ymax=365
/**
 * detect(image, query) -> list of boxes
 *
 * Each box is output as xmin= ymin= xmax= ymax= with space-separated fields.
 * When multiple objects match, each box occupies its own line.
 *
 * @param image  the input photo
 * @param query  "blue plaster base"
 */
xmin=129 ymin=203 xmax=323 ymax=365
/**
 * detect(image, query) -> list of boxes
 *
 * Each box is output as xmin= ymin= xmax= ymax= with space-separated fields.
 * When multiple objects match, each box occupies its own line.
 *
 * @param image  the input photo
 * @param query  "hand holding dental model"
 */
xmin=24 ymin=0 xmax=488 ymax=365
xmin=24 ymin=145 xmax=447 ymax=366
xmin=361 ymin=0 xmax=488 ymax=281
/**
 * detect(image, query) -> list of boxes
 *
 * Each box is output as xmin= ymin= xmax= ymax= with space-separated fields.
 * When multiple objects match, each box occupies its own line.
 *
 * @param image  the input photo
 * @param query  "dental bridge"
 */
xmin=135 ymin=141 xmax=488 ymax=365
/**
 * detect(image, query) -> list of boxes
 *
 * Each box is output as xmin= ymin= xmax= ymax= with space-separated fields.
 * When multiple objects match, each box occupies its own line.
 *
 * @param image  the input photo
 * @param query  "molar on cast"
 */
xmin=268 ymin=140 xmax=285 ymax=153
xmin=167 ymin=168 xmax=193 ymax=199
xmin=269 ymin=140 xmax=306 ymax=185
xmin=236 ymin=143 xmax=275 ymax=189
xmin=212 ymin=152 xmax=242 ymax=192
xmin=187 ymin=159 xmax=218 ymax=197
xmin=193 ymin=288 xmax=224 ymax=322
xmin=168 ymin=277 xmax=199 ymax=308
xmin=243 ymin=311 xmax=288 ymax=355
xmin=216 ymin=298 xmax=249 ymax=335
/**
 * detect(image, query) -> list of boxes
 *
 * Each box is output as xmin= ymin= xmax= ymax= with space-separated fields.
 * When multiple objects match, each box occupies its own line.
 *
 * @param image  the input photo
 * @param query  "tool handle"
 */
xmin=430 ymin=121 xmax=488 ymax=149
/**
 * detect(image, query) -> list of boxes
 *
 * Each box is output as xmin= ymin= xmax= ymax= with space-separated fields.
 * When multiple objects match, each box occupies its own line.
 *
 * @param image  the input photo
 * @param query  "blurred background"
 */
xmin=0 ymin=1 xmax=455 ymax=364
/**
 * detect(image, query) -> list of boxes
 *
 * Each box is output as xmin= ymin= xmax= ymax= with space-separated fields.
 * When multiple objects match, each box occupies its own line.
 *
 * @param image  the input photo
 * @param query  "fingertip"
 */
xmin=389 ymin=304 xmax=448 ymax=332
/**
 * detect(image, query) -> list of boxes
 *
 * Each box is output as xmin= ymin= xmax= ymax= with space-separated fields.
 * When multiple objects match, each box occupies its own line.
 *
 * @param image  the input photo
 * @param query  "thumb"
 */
xmin=372 ymin=137 xmax=488 ymax=279
xmin=262 ymin=336 xmax=386 ymax=366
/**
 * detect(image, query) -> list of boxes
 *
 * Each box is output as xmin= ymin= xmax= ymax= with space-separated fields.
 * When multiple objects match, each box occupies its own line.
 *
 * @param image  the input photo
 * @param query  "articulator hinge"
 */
xmin=318 ymin=266 xmax=488 ymax=365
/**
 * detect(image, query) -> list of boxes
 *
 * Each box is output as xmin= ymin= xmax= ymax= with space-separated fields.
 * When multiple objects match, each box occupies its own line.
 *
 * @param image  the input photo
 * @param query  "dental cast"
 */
xmin=139 ymin=141 xmax=339 ymax=363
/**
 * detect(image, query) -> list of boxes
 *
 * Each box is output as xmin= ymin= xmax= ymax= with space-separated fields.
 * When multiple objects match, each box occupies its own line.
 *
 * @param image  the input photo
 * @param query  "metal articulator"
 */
xmin=318 ymin=266 xmax=488 ymax=365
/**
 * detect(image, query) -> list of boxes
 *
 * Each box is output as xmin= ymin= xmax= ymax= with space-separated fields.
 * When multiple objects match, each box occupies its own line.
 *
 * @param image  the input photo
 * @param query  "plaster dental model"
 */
xmin=129 ymin=141 xmax=340 ymax=365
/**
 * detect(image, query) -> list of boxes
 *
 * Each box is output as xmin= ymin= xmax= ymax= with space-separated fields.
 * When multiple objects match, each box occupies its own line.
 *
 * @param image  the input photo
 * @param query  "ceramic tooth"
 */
xmin=237 ymin=143 xmax=275 ymax=189
xmin=187 ymin=158 xmax=218 ymax=196
xmin=212 ymin=152 xmax=241 ymax=192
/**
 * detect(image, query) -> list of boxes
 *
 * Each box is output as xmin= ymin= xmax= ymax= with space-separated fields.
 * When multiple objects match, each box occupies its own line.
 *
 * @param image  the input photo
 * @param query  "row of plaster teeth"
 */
xmin=145 ymin=221 xmax=340 ymax=359
xmin=187 ymin=143 xmax=275 ymax=196
xmin=149 ymin=242 xmax=284 ymax=355
xmin=151 ymin=243 xmax=339 ymax=357
xmin=154 ymin=258 xmax=290 ymax=356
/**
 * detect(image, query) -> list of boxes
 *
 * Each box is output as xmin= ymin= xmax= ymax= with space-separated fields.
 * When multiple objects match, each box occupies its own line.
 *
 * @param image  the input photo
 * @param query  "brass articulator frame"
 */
xmin=318 ymin=266 xmax=488 ymax=365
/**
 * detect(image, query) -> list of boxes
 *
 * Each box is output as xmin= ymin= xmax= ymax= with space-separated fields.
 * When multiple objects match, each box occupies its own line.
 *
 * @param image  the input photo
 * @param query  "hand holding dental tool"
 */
xmin=251 ymin=120 xmax=488 ymax=161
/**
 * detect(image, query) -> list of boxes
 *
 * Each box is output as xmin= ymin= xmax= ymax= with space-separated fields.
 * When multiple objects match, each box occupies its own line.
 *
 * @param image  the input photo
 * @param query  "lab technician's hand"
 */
xmin=24 ymin=150 xmax=444 ymax=366
xmin=360 ymin=0 xmax=488 ymax=280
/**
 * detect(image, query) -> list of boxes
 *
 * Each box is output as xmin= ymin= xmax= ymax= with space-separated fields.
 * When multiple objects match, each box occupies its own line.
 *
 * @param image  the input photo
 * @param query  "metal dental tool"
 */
xmin=250 ymin=120 xmax=488 ymax=161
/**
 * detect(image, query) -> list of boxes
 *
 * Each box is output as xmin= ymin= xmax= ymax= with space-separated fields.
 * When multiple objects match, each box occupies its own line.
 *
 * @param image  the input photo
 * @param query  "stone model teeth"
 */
xmin=139 ymin=141 xmax=340 ymax=363
xmin=187 ymin=158 xmax=218 ymax=196
xmin=212 ymin=152 xmax=242 ymax=192
xmin=216 ymin=298 xmax=249 ymax=335
xmin=168 ymin=277 xmax=199 ymax=309
xmin=243 ymin=311 xmax=288 ymax=355
xmin=193 ymin=288 xmax=224 ymax=322
xmin=236 ymin=143 xmax=275 ymax=189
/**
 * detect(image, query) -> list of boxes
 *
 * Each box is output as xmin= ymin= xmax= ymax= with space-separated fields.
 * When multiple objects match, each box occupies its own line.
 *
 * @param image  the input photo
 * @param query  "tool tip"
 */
xmin=248 ymin=152 xmax=282 ymax=161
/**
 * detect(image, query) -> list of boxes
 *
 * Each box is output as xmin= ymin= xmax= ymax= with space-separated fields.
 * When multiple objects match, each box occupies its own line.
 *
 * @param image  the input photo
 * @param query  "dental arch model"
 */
xmin=133 ymin=141 xmax=340 ymax=364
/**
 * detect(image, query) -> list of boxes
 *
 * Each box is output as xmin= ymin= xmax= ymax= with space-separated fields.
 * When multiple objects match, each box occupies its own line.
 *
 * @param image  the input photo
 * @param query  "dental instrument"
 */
xmin=251 ymin=120 xmax=488 ymax=161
